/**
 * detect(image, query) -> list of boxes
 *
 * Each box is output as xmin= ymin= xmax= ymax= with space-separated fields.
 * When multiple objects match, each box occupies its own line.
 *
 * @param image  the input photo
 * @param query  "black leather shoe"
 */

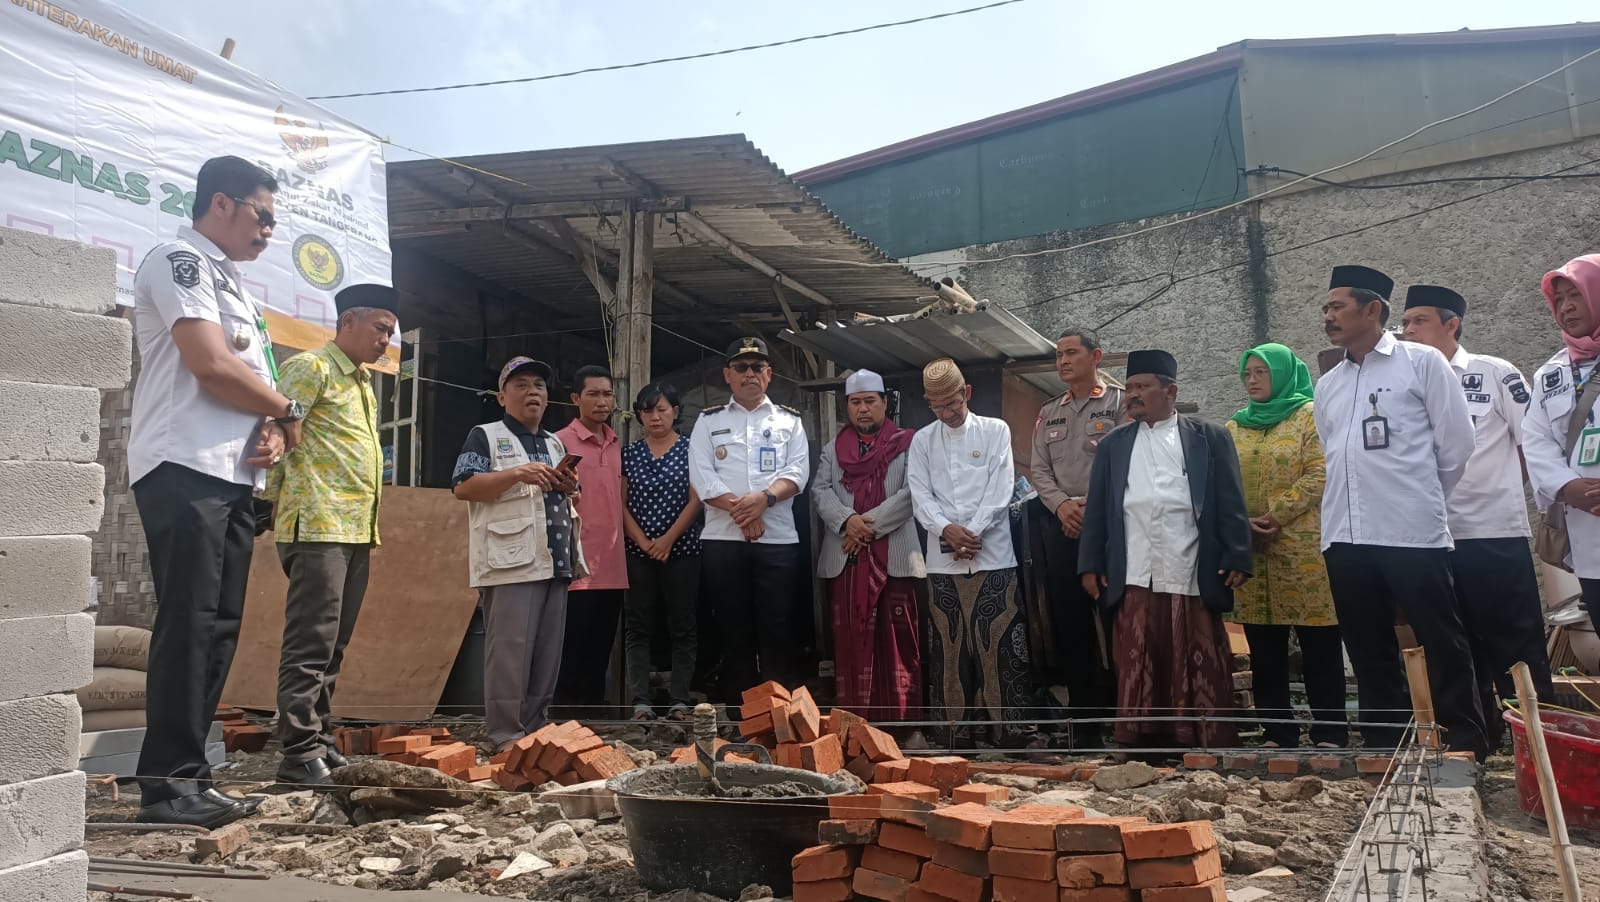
xmin=204 ymin=788 xmax=262 ymax=814
xmin=276 ymin=757 xmax=333 ymax=788
xmin=135 ymin=792 xmax=249 ymax=829
xmin=324 ymin=748 xmax=350 ymax=769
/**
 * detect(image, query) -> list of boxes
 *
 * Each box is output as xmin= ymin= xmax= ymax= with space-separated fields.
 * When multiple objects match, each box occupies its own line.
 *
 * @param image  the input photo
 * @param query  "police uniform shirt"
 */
xmin=1445 ymin=345 xmax=1531 ymax=540
xmin=127 ymin=224 xmax=275 ymax=490
xmin=1525 ymin=349 xmax=1600 ymax=577
xmin=1314 ymin=331 xmax=1474 ymax=550
xmin=687 ymin=395 xmax=809 ymax=544
xmin=1030 ymin=380 xmax=1125 ymax=513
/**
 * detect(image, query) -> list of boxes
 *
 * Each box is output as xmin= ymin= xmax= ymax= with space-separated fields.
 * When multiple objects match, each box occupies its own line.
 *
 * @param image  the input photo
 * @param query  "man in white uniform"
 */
xmin=1400 ymin=284 xmax=1553 ymax=745
xmin=1315 ymin=265 xmax=1488 ymax=761
xmin=688 ymin=337 xmax=808 ymax=714
xmin=129 ymin=156 xmax=299 ymax=826
xmin=907 ymin=358 xmax=1037 ymax=748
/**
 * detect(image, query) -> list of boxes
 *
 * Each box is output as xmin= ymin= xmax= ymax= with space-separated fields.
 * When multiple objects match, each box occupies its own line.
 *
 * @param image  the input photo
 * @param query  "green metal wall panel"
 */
xmin=812 ymin=72 xmax=1245 ymax=257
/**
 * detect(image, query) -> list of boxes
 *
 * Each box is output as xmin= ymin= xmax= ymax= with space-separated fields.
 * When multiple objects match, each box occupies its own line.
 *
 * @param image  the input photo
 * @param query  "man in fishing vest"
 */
xmin=452 ymin=357 xmax=587 ymax=750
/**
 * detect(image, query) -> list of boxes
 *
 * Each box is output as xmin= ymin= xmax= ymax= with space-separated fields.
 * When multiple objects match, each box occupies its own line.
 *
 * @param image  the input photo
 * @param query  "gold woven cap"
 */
xmin=922 ymin=358 xmax=965 ymax=397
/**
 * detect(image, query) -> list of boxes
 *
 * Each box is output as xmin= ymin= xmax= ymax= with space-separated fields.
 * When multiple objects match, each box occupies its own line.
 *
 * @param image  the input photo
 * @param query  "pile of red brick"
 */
xmin=793 ymin=772 xmax=1227 ymax=902
xmin=491 ymin=721 xmax=637 ymax=791
xmin=215 ymin=707 xmax=269 ymax=754
xmin=673 ymin=681 xmax=908 ymax=777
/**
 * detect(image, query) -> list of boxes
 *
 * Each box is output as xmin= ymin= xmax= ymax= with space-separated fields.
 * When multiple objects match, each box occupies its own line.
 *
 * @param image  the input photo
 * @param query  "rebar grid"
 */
xmin=1325 ymin=720 xmax=1446 ymax=902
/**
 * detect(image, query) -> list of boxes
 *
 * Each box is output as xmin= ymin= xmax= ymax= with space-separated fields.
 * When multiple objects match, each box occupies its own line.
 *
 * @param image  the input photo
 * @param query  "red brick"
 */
xmin=376 ymin=734 xmax=431 ymax=756
xmin=770 ymin=700 xmax=797 ymax=743
xmin=800 ymin=734 xmax=845 ymax=775
xmin=464 ymin=764 xmax=495 ymax=783
xmin=951 ymin=783 xmax=1009 ymax=806
xmin=740 ymin=712 xmax=776 ymax=739
xmin=214 ymin=706 xmax=246 ymax=722
xmin=525 ymin=768 xmax=551 ymax=785
xmin=878 ymin=821 xmax=935 ymax=859
xmin=862 ymin=844 xmax=923 ymax=880
xmin=918 ymin=862 xmax=986 ymax=901
xmin=906 ymin=756 xmax=970 ymax=795
xmin=772 ymin=743 xmax=800 ymax=769
xmin=741 ymin=680 xmax=792 ymax=708
xmin=1266 ymin=757 xmax=1301 ymax=776
xmin=819 ymin=818 xmax=880 ymax=845
xmin=792 ymin=844 xmax=860 ymax=882
xmin=1057 ymin=853 xmax=1127 ymax=888
xmin=1072 ymin=764 xmax=1099 ymax=782
xmin=872 ymin=783 xmax=939 ymax=827
xmin=828 ymin=708 xmax=867 ymax=743
xmin=1127 ymin=849 xmax=1223 ymax=890
xmin=419 ymin=742 xmax=477 ymax=778
xmin=858 ymin=724 xmax=905 ymax=762
xmin=194 ymin=823 xmax=251 ymax=860
xmin=926 ymin=802 xmax=1002 ymax=850
xmin=1059 ymin=889 xmax=1135 ymax=902
xmin=489 ymin=748 xmax=512 ymax=766
xmin=990 ymin=874 xmax=1058 ymax=902
xmin=1356 ymin=756 xmax=1391 ymax=774
xmin=1139 ymin=878 xmax=1228 ymax=902
xmin=1220 ymin=754 xmax=1258 ymax=772
xmin=875 ymin=759 xmax=912 ymax=783
xmin=853 ymin=867 xmax=913 ymax=901
xmin=1181 ymin=753 xmax=1218 ymax=770
xmin=928 ymin=840 xmax=989 ymax=878
xmin=222 ymin=724 xmax=270 ymax=754
xmin=787 ymin=686 xmax=824 ymax=743
xmin=792 ymin=877 xmax=854 ymax=902
xmin=553 ymin=770 xmax=583 ymax=786
xmin=1055 ymin=817 xmax=1147 ymax=854
xmin=409 ymin=727 xmax=452 ymax=739
xmin=988 ymin=845 xmax=1056 ymax=880
xmin=574 ymin=745 xmax=637 ymax=782
xmin=1309 ymin=755 xmax=1350 ymax=774
xmin=906 ymin=888 xmax=948 ymax=902
xmin=492 ymin=768 xmax=533 ymax=791
xmin=537 ymin=729 xmax=603 ymax=774
xmin=829 ymin=793 xmax=883 ymax=820
xmin=869 ymin=781 xmax=940 ymax=802
xmin=991 ymin=804 xmax=1085 ymax=850
xmin=847 ymin=754 xmax=877 ymax=783
xmin=1122 ymin=822 xmax=1216 ymax=860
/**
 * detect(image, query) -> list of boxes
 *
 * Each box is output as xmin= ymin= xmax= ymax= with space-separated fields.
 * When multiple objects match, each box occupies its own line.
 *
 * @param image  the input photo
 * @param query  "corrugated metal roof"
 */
xmin=386 ymin=135 xmax=936 ymax=341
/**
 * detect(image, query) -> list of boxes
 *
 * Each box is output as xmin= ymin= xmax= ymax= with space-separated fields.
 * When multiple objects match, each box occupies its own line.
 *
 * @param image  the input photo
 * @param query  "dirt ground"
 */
xmin=1479 ymin=750 xmax=1600 ymax=900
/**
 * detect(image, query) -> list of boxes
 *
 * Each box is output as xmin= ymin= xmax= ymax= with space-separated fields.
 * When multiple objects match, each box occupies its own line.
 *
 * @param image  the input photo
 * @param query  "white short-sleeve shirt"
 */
xmin=1445 ymin=345 xmax=1532 ymax=540
xmin=127 ymin=225 xmax=276 ymax=489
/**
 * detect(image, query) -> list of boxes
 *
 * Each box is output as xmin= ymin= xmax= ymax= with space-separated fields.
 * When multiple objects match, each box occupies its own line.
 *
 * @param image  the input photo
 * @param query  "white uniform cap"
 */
xmin=844 ymin=369 xmax=885 ymax=396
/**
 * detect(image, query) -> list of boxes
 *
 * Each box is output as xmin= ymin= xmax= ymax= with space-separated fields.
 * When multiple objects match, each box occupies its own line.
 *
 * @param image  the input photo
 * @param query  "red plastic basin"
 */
xmin=1504 ymin=707 xmax=1600 ymax=831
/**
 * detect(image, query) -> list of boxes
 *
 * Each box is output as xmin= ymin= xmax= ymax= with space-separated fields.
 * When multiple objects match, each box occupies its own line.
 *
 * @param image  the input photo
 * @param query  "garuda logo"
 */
xmin=275 ymin=104 xmax=330 ymax=174
xmin=293 ymin=234 xmax=344 ymax=291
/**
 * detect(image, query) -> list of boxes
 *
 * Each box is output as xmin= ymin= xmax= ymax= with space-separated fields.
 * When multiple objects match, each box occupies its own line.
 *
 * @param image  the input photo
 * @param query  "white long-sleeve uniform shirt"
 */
xmin=1445 ymin=345 xmax=1532 ymax=541
xmin=1314 ymin=332 xmax=1473 ymax=550
xmin=687 ymin=395 xmax=809 ymax=544
xmin=1524 ymin=349 xmax=1600 ymax=577
xmin=907 ymin=413 xmax=1017 ymax=575
xmin=1124 ymin=414 xmax=1202 ymax=596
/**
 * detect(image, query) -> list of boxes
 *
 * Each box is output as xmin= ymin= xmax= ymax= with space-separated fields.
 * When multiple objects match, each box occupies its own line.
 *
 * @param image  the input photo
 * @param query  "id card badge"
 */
xmin=1362 ymin=415 xmax=1390 ymax=451
xmin=1579 ymin=427 xmax=1600 ymax=467
xmin=758 ymin=446 xmax=778 ymax=472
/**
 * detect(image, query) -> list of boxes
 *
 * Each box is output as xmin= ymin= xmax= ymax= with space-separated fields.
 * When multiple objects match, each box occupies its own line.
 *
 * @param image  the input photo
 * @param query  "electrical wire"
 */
xmin=307 ymin=0 xmax=1028 ymax=101
xmin=1245 ymin=165 xmax=1600 ymax=189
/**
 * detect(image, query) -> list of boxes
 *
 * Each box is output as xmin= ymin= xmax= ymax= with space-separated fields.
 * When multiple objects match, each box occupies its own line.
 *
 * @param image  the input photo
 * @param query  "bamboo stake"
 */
xmin=1513 ymin=661 xmax=1583 ymax=902
xmin=1401 ymin=646 xmax=1440 ymax=748
xmin=218 ymin=38 xmax=236 ymax=60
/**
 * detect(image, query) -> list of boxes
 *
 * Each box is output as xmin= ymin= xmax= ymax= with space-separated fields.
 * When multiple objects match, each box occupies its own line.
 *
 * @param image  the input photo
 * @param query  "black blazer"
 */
xmin=1077 ymin=414 xmax=1253 ymax=614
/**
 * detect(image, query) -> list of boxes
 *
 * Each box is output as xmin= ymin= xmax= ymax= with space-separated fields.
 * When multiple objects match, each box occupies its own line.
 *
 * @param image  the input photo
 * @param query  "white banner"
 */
xmin=0 ymin=0 xmax=390 ymax=348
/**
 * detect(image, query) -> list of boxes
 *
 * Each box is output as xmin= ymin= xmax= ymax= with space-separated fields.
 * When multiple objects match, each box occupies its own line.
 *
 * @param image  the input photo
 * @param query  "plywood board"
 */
xmin=222 ymin=487 xmax=477 ymax=721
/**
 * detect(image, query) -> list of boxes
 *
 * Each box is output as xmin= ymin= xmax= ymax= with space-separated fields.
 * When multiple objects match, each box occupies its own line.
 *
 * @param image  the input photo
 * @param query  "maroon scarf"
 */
xmin=833 ymin=419 xmax=914 ymax=708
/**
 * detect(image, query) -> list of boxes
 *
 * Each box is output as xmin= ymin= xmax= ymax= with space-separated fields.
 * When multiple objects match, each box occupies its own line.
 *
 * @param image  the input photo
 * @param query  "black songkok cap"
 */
xmin=1403 ymin=285 xmax=1466 ymax=319
xmin=334 ymin=283 xmax=400 ymax=314
xmin=1328 ymin=265 xmax=1394 ymax=300
xmin=1126 ymin=349 xmax=1178 ymax=380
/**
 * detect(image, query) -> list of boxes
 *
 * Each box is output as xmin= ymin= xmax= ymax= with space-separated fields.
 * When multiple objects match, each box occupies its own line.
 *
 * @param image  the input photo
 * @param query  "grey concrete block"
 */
xmin=0 ymin=461 xmax=105 ymax=537
xmin=0 ymin=614 xmax=94 ymax=702
xmin=0 ymin=771 xmax=86 ymax=871
xmin=0 ymin=536 xmax=92 ymax=621
xmin=0 ymin=849 xmax=87 ymax=902
xmin=0 ymin=301 xmax=131 ymax=389
xmin=0 ymin=382 xmax=101 ymax=462
xmin=0 ymin=226 xmax=118 ymax=314
xmin=0 ymin=695 xmax=80 ymax=785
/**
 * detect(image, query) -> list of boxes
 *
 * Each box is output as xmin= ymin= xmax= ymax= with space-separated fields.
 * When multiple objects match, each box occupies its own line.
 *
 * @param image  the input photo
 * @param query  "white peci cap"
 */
xmin=843 ymin=369 xmax=885 ymax=396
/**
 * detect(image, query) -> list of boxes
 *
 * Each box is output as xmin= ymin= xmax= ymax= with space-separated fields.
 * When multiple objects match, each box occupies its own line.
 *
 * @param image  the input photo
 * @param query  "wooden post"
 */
xmin=1401 ymin=647 xmax=1440 ymax=748
xmin=611 ymin=204 xmax=635 ymax=410
xmin=1513 ymin=662 xmax=1583 ymax=902
xmin=626 ymin=211 xmax=655 ymax=444
xmin=219 ymin=38 xmax=236 ymax=60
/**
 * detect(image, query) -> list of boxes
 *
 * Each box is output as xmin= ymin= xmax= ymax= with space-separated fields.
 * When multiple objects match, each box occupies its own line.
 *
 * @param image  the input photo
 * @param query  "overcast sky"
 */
xmin=116 ymin=0 xmax=1596 ymax=173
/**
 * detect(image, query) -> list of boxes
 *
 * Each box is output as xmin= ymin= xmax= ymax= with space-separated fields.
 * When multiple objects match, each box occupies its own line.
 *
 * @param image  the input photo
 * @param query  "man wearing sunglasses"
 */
xmin=688 ymin=337 xmax=809 ymax=716
xmin=128 ymin=155 xmax=301 ymax=827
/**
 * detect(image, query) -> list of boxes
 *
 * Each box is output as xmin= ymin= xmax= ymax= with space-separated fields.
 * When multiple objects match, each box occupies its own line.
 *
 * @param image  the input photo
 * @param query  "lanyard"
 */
xmin=253 ymin=310 xmax=279 ymax=383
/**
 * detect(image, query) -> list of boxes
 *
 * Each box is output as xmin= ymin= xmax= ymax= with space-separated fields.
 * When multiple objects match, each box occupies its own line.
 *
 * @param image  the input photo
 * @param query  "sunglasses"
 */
xmin=730 ymin=361 xmax=769 ymax=374
xmin=231 ymin=196 xmax=277 ymax=230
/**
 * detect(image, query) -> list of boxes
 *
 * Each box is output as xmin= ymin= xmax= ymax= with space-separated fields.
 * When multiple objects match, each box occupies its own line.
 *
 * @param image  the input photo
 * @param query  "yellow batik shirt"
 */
xmin=266 ymin=342 xmax=383 ymax=545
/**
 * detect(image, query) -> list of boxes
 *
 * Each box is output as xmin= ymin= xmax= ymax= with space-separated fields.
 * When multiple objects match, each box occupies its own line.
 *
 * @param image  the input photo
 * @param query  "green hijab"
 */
xmin=1231 ymin=343 xmax=1314 ymax=430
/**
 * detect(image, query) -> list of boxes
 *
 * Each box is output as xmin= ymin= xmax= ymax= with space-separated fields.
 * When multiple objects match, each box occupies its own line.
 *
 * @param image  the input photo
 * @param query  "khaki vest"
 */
xmin=468 ymin=421 xmax=588 ymax=587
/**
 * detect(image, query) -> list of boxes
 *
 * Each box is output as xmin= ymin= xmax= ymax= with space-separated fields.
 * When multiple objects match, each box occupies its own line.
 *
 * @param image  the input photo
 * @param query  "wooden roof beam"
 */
xmin=391 ymin=196 xmax=685 ymax=228
xmin=674 ymin=211 xmax=836 ymax=309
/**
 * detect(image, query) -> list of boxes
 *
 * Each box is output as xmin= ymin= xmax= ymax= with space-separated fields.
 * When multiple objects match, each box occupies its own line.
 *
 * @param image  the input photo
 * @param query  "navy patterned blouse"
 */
xmin=621 ymin=434 xmax=702 ymax=560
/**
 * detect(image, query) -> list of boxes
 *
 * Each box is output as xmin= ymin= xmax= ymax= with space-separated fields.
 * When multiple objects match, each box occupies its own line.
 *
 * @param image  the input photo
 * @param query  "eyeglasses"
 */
xmin=927 ymin=395 xmax=968 ymax=414
xmin=730 ymin=361 xmax=769 ymax=374
xmin=230 ymin=196 xmax=276 ymax=230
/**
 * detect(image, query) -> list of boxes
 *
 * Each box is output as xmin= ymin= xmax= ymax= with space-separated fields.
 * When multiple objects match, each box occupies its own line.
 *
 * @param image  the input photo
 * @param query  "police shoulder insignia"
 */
xmin=167 ymin=250 xmax=202 ymax=288
xmin=778 ymin=404 xmax=802 ymax=417
xmin=700 ymin=407 xmax=723 ymax=416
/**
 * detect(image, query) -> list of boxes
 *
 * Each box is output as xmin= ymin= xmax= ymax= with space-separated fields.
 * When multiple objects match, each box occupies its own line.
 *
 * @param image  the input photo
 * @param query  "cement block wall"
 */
xmin=0 ymin=225 xmax=129 ymax=901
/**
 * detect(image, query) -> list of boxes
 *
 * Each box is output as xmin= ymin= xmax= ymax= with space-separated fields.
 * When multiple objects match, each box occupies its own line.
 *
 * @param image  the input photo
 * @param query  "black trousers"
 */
xmin=555 ymin=588 xmax=624 ymax=710
xmin=133 ymin=462 xmax=256 ymax=804
xmin=275 ymin=542 xmax=371 ymax=764
xmin=1040 ymin=527 xmax=1115 ymax=743
xmin=1452 ymin=537 xmax=1553 ymax=745
xmin=624 ymin=554 xmax=700 ymax=709
xmin=1584 ymin=578 xmax=1600 ymax=636
xmin=1323 ymin=543 xmax=1488 ymax=760
xmin=1243 ymin=623 xmax=1349 ymax=746
xmin=701 ymin=539 xmax=800 ymax=716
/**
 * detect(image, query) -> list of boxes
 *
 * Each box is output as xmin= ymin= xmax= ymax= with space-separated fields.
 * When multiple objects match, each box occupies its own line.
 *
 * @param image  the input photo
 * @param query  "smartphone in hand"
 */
xmin=557 ymin=454 xmax=582 ymax=473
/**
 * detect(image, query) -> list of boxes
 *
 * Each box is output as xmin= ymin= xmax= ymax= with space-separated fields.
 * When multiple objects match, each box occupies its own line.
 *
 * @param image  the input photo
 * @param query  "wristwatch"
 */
xmin=275 ymin=399 xmax=307 ymax=423
xmin=764 ymin=489 xmax=778 ymax=508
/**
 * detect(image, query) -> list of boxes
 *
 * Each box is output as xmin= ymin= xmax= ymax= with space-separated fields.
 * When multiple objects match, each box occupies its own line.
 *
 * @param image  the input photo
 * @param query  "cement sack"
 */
xmin=76 ymin=666 xmax=146 ymax=711
xmin=93 ymin=625 xmax=151 ymax=671
xmin=82 ymin=708 xmax=147 ymax=732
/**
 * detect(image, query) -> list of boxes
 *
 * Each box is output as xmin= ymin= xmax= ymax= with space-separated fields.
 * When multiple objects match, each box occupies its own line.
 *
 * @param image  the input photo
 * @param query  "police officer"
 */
xmin=1315 ymin=265 xmax=1488 ymax=761
xmin=1400 ymin=285 xmax=1553 ymax=745
xmin=687 ymin=337 xmax=809 ymax=713
xmin=128 ymin=156 xmax=302 ymax=826
xmin=1029 ymin=327 xmax=1123 ymax=748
